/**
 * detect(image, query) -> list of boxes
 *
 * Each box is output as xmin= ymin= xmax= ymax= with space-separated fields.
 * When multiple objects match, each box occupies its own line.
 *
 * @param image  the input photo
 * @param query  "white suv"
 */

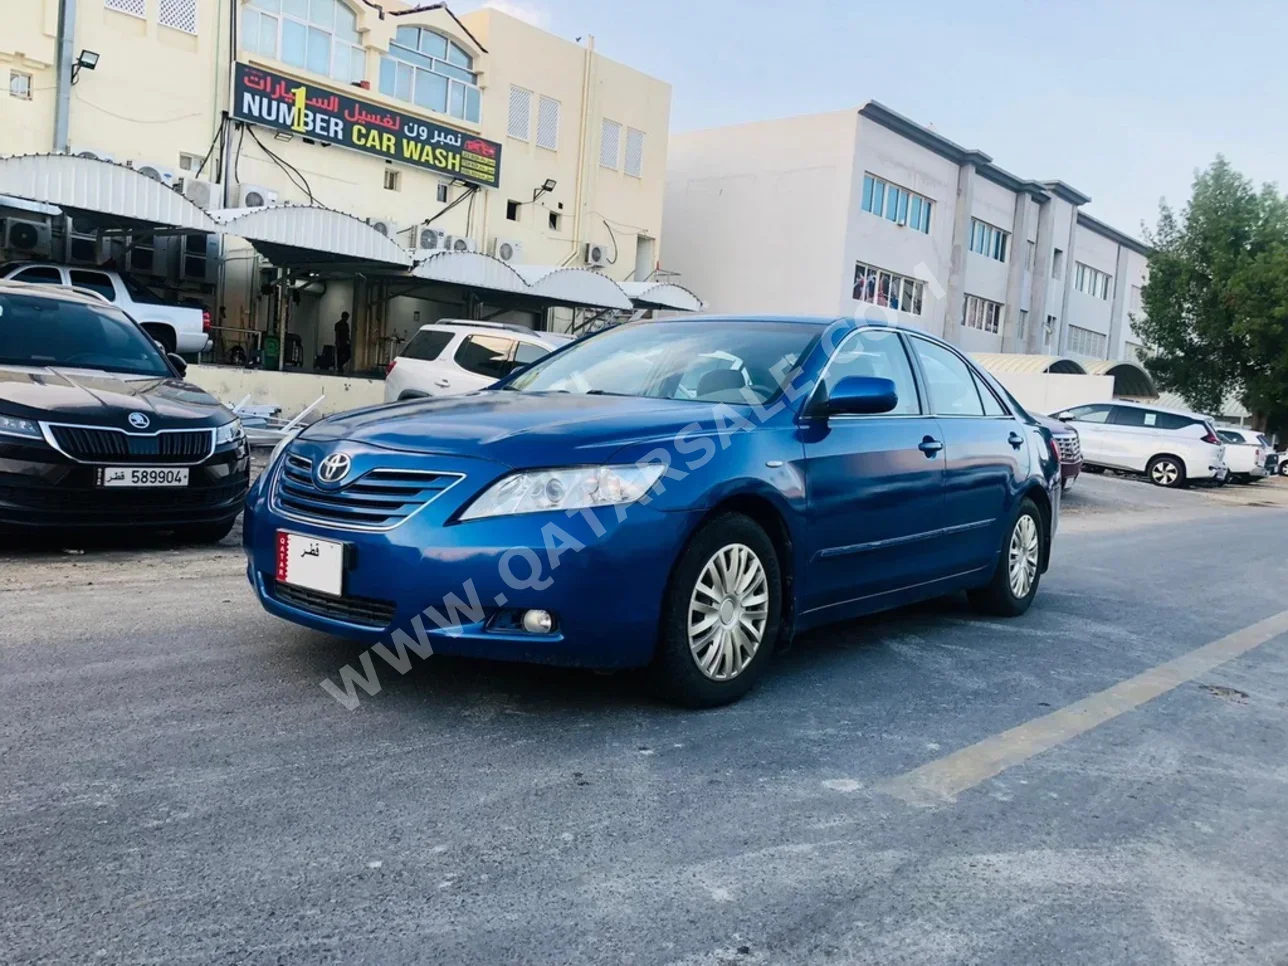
xmin=1053 ymin=400 xmax=1227 ymax=488
xmin=383 ymin=321 xmax=571 ymax=402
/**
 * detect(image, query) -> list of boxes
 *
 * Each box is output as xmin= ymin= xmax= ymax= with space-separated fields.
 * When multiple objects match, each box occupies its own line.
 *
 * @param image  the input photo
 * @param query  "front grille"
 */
xmin=50 ymin=425 xmax=213 ymax=464
xmin=268 ymin=578 xmax=396 ymax=628
xmin=0 ymin=478 xmax=246 ymax=513
xmin=1055 ymin=435 xmax=1082 ymax=463
xmin=273 ymin=454 xmax=462 ymax=529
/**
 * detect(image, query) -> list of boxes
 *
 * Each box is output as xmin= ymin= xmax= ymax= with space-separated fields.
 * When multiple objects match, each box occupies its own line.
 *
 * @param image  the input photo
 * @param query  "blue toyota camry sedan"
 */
xmin=245 ymin=316 xmax=1060 ymax=706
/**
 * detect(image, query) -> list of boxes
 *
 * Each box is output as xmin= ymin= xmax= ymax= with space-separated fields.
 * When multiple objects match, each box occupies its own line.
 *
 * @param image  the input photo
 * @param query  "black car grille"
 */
xmin=274 ymin=455 xmax=462 ymax=529
xmin=50 ymin=425 xmax=213 ymax=464
xmin=268 ymin=578 xmax=396 ymax=628
xmin=0 ymin=478 xmax=246 ymax=513
xmin=1055 ymin=434 xmax=1082 ymax=463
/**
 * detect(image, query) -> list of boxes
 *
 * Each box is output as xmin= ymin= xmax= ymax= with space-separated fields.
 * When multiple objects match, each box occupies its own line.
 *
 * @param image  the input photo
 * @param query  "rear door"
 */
xmin=907 ymin=336 xmax=1024 ymax=575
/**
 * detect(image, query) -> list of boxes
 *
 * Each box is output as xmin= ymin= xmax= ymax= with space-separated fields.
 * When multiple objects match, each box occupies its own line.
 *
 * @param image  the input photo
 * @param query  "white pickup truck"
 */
xmin=0 ymin=261 xmax=210 ymax=355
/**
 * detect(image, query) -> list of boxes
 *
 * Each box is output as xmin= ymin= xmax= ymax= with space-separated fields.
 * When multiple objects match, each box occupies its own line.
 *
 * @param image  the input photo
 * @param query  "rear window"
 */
xmin=400 ymin=329 xmax=453 ymax=362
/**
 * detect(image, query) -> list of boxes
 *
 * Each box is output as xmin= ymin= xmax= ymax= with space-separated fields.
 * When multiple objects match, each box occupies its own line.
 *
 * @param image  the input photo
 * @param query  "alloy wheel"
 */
xmin=688 ymin=543 xmax=769 ymax=681
xmin=1007 ymin=514 xmax=1040 ymax=599
xmin=1151 ymin=460 xmax=1180 ymax=486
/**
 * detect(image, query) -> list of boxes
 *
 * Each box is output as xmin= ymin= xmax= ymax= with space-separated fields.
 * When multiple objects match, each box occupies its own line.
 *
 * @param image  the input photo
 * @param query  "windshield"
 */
xmin=504 ymin=321 xmax=818 ymax=404
xmin=0 ymin=291 xmax=172 ymax=376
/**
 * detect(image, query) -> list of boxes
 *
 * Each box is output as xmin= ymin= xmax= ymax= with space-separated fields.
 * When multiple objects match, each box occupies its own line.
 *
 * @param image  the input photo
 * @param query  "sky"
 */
xmin=455 ymin=0 xmax=1287 ymax=237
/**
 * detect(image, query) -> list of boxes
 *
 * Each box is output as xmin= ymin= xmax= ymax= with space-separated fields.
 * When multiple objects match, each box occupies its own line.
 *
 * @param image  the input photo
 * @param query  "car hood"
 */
xmin=303 ymin=390 xmax=745 ymax=467
xmin=0 ymin=365 xmax=229 ymax=428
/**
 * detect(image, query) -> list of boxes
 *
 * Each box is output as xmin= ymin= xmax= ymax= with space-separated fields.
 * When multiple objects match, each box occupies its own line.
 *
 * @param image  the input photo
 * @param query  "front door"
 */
xmin=801 ymin=328 xmax=945 ymax=615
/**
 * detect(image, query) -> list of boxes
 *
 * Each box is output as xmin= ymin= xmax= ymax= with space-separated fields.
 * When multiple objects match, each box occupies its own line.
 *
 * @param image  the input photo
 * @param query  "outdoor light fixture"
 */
xmin=531 ymin=178 xmax=557 ymax=203
xmin=273 ymin=131 xmax=294 ymax=143
xmin=71 ymin=49 xmax=99 ymax=84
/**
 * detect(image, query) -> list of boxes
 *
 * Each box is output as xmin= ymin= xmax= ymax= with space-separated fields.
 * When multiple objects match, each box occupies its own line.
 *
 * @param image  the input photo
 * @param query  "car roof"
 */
xmin=417 ymin=320 xmax=559 ymax=342
xmin=0 ymin=278 xmax=116 ymax=308
xmin=1107 ymin=398 xmax=1210 ymax=420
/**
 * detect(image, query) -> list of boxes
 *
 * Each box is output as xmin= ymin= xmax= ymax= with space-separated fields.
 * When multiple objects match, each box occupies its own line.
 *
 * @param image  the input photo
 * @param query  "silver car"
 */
xmin=1052 ymin=400 xmax=1227 ymax=488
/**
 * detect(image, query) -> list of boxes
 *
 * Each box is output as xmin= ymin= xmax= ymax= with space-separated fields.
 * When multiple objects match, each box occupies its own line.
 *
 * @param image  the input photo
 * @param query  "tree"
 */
xmin=1136 ymin=157 xmax=1288 ymax=430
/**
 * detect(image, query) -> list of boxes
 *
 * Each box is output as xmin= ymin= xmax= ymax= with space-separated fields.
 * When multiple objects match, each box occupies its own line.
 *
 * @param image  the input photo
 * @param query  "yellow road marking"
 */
xmin=879 ymin=608 xmax=1288 ymax=806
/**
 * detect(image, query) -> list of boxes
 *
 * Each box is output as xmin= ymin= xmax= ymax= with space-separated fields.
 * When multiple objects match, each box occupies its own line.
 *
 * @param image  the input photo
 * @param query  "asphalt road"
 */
xmin=3 ymin=475 xmax=1288 ymax=965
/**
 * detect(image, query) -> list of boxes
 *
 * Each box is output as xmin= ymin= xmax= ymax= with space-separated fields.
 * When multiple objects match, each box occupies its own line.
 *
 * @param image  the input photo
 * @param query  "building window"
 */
xmin=105 ymin=0 xmax=147 ymax=18
xmin=378 ymin=24 xmax=480 ymax=123
xmin=1045 ymin=314 xmax=1057 ymax=346
xmin=1130 ymin=284 xmax=1143 ymax=313
xmin=536 ymin=95 xmax=559 ymax=150
xmin=1017 ymin=308 xmax=1028 ymax=340
xmin=853 ymin=261 xmax=925 ymax=316
xmin=243 ymin=0 xmax=365 ymax=85
xmin=968 ymin=218 xmax=1009 ymax=262
xmin=9 ymin=71 xmax=32 ymax=100
xmin=158 ymin=0 xmax=198 ymax=33
xmin=963 ymin=294 xmax=1003 ymax=334
xmin=1026 ymin=240 xmax=1036 ymax=271
xmin=507 ymin=86 xmax=531 ymax=140
xmin=506 ymin=200 xmax=520 ymax=222
xmin=624 ymin=127 xmax=645 ymax=178
xmin=1067 ymin=324 xmax=1108 ymax=358
xmin=1052 ymin=248 xmax=1064 ymax=280
xmin=1125 ymin=341 xmax=1146 ymax=363
xmin=548 ymin=211 xmax=562 ymax=232
xmin=600 ymin=118 xmax=621 ymax=169
xmin=860 ymin=173 xmax=932 ymax=233
xmin=1074 ymin=262 xmax=1112 ymax=300
xmin=436 ymin=182 xmax=449 ymax=203
xmin=383 ymin=169 xmax=400 ymax=191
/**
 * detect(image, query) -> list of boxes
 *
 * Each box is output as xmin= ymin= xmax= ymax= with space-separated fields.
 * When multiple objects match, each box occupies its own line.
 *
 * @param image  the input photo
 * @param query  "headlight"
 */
xmin=214 ymin=419 xmax=245 ymax=446
xmin=460 ymin=464 xmax=665 ymax=520
xmin=0 ymin=414 xmax=43 ymax=441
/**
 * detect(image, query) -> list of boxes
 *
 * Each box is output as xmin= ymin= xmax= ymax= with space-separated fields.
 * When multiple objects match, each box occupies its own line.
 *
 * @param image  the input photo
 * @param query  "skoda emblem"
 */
xmin=128 ymin=412 xmax=151 ymax=430
xmin=317 ymin=453 xmax=352 ymax=485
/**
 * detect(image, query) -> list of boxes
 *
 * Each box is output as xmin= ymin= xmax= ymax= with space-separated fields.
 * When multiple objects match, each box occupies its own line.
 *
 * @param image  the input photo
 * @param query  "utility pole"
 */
xmin=53 ymin=0 xmax=76 ymax=153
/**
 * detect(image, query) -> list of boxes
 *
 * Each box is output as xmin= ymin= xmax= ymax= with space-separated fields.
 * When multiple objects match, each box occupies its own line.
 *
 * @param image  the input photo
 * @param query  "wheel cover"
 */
xmin=1151 ymin=460 xmax=1179 ymax=485
xmin=1008 ymin=514 xmax=1040 ymax=599
xmin=688 ymin=543 xmax=769 ymax=682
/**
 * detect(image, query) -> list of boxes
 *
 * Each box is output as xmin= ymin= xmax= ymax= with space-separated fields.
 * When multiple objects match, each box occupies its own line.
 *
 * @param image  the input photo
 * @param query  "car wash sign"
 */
xmin=232 ymin=63 xmax=501 ymax=188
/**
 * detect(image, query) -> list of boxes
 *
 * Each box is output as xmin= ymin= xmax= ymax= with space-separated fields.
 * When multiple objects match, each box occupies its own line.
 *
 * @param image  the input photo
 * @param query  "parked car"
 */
xmin=0 ymin=280 xmax=248 ymax=540
xmin=246 ymin=316 xmax=1062 ymax=707
xmin=1035 ymin=413 xmax=1082 ymax=491
xmin=0 ymin=261 xmax=210 ymax=356
xmin=383 ymin=321 xmax=572 ymax=402
xmin=1051 ymin=401 xmax=1227 ymax=488
xmin=1214 ymin=426 xmax=1269 ymax=483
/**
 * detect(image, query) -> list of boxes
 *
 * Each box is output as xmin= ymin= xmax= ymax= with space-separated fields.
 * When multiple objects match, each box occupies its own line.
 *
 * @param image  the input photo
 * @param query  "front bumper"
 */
xmin=243 ymin=456 xmax=700 ymax=669
xmin=0 ymin=436 xmax=249 ymax=530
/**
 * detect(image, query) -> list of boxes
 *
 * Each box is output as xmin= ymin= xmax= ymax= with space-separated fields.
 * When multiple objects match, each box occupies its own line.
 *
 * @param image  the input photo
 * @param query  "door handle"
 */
xmin=1008 ymin=431 xmax=1024 ymax=449
xmin=919 ymin=436 xmax=943 ymax=457
xmin=435 ymin=378 xmax=451 ymax=388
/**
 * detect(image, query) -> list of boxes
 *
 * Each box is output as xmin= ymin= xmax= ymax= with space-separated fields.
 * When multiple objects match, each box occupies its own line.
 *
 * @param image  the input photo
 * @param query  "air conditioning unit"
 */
xmin=3 ymin=218 xmax=52 ymax=257
xmin=130 ymin=161 xmax=177 ymax=186
xmin=416 ymin=226 xmax=447 ymax=252
xmin=491 ymin=237 xmax=524 ymax=264
xmin=368 ymin=218 xmax=398 ymax=238
xmin=179 ymin=178 xmax=218 ymax=210
xmin=73 ymin=148 xmax=115 ymax=163
xmin=67 ymin=215 xmax=102 ymax=265
xmin=119 ymin=234 xmax=171 ymax=277
xmin=173 ymin=233 xmax=218 ymax=283
xmin=584 ymin=241 xmax=608 ymax=268
xmin=236 ymin=184 xmax=278 ymax=209
xmin=443 ymin=235 xmax=477 ymax=253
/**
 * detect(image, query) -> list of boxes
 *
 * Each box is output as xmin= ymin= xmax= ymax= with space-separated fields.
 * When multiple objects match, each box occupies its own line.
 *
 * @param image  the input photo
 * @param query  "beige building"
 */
xmin=1 ymin=0 xmax=677 ymax=373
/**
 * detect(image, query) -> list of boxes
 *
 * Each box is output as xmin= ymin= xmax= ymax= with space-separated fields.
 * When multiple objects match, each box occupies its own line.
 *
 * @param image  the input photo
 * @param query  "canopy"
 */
xmin=510 ymin=264 xmax=633 ymax=310
xmin=971 ymin=353 xmax=1089 ymax=376
xmin=618 ymin=280 xmax=704 ymax=312
xmin=1081 ymin=359 xmax=1157 ymax=398
xmin=412 ymin=252 xmax=633 ymax=310
xmin=210 ymin=204 xmax=413 ymax=267
xmin=0 ymin=153 xmax=219 ymax=233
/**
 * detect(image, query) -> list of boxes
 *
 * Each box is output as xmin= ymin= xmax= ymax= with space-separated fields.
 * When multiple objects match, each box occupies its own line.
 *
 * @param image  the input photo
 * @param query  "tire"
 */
xmin=967 ymin=498 xmax=1044 ymax=618
xmin=1280 ymin=462 xmax=1288 ymax=477
xmin=1146 ymin=454 xmax=1186 ymax=488
xmin=652 ymin=513 xmax=782 ymax=708
xmin=171 ymin=518 xmax=237 ymax=545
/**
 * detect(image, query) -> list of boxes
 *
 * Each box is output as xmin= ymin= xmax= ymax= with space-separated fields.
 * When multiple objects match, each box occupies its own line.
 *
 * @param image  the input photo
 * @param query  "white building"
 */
xmin=664 ymin=102 xmax=1151 ymax=370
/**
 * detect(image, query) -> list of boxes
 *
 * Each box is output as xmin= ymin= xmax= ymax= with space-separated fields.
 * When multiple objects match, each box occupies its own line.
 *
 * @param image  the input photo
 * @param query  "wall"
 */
xmin=187 ymin=363 xmax=384 ymax=418
xmin=663 ymin=110 xmax=858 ymax=316
xmin=986 ymin=371 xmax=1115 ymax=415
xmin=0 ymin=0 xmax=59 ymax=155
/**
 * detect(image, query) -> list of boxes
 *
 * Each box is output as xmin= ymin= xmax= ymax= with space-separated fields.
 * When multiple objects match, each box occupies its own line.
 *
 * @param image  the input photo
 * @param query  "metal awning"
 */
xmin=971 ymin=353 xmax=1089 ymax=376
xmin=0 ymin=153 xmax=219 ymax=233
xmin=1081 ymin=359 xmax=1157 ymax=398
xmin=411 ymin=253 xmax=633 ymax=309
xmin=510 ymin=264 xmax=633 ymax=310
xmin=210 ymin=204 xmax=413 ymax=267
xmin=618 ymin=281 xmax=704 ymax=312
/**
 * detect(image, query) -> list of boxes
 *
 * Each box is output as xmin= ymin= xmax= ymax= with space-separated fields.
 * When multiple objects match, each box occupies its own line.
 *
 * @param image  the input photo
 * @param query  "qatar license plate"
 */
xmin=276 ymin=531 xmax=346 ymax=597
xmin=98 ymin=466 xmax=189 ymax=488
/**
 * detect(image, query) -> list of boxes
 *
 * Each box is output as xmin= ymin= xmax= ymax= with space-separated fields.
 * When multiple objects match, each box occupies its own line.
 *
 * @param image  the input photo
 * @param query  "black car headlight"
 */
xmin=0 ymin=414 xmax=44 ymax=442
xmin=213 ymin=418 xmax=246 ymax=447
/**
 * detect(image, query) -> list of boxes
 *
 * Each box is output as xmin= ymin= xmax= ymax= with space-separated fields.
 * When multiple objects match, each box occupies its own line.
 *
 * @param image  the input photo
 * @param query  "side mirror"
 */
xmin=167 ymin=352 xmax=188 ymax=377
xmin=1055 ymin=411 xmax=1075 ymax=422
xmin=825 ymin=376 xmax=898 ymax=416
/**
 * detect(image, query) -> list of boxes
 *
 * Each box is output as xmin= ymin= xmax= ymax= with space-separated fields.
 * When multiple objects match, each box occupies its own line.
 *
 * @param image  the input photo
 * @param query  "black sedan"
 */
xmin=0 ymin=281 xmax=249 ymax=541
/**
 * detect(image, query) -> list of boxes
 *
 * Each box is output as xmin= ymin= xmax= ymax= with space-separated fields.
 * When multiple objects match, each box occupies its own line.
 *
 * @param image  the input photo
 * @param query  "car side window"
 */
xmin=1217 ymin=430 xmax=1243 ymax=445
xmin=1066 ymin=404 xmax=1112 ymax=423
xmin=68 ymin=270 xmax=117 ymax=301
xmin=972 ymin=371 xmax=1007 ymax=416
xmin=909 ymin=338 xmax=984 ymax=416
xmin=454 ymin=335 xmax=515 ymax=378
xmin=11 ymin=266 xmax=63 ymax=285
xmin=513 ymin=342 xmax=548 ymax=366
xmin=400 ymin=329 xmax=452 ymax=361
xmin=824 ymin=329 xmax=921 ymax=414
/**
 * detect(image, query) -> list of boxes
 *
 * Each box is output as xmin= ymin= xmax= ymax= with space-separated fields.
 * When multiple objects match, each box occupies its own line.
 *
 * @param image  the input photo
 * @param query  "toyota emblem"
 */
xmin=128 ymin=412 xmax=151 ymax=430
xmin=317 ymin=453 xmax=352 ymax=485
